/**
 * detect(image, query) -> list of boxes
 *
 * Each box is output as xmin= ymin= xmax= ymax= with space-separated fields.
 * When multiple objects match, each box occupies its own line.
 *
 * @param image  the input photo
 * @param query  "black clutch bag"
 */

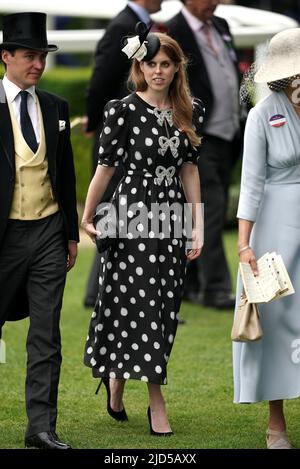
xmin=93 ymin=200 xmax=118 ymax=253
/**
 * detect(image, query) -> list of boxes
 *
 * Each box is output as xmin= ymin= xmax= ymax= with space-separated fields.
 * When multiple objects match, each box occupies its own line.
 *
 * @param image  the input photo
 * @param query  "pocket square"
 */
xmin=59 ymin=120 xmax=66 ymax=131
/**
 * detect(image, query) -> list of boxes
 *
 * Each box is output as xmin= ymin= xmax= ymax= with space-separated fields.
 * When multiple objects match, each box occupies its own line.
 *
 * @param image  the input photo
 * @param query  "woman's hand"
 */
xmin=239 ymin=247 xmax=258 ymax=276
xmin=187 ymin=228 xmax=203 ymax=261
xmin=81 ymin=220 xmax=99 ymax=244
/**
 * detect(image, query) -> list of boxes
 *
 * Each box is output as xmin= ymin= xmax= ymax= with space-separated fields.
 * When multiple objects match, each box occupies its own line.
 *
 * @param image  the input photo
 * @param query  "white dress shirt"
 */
xmin=2 ymin=75 xmax=40 ymax=142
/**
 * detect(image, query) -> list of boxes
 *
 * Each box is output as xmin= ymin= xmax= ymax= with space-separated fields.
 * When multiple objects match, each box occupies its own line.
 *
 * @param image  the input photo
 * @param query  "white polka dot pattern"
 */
xmin=84 ymin=94 xmax=205 ymax=385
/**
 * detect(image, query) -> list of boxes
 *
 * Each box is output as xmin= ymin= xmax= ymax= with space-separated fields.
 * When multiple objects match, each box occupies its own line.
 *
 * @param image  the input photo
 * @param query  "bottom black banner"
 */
xmin=0 ymin=448 xmax=296 ymax=467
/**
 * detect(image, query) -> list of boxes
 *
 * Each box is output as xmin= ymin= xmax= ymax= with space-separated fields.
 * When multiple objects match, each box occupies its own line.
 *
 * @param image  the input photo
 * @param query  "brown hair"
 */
xmin=128 ymin=33 xmax=200 ymax=146
xmin=1 ymin=48 xmax=16 ymax=69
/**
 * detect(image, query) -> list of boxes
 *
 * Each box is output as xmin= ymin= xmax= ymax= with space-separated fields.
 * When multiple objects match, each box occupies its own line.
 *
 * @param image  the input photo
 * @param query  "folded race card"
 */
xmin=240 ymin=252 xmax=295 ymax=303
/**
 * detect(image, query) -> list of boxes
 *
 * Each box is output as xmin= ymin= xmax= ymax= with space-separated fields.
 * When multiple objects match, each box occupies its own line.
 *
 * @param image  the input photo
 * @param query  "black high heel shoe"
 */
xmin=147 ymin=407 xmax=173 ymax=436
xmin=95 ymin=377 xmax=128 ymax=422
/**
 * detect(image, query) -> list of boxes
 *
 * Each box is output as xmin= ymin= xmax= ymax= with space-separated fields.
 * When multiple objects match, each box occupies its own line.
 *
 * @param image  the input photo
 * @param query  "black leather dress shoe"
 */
xmin=203 ymin=292 xmax=235 ymax=310
xmin=25 ymin=431 xmax=72 ymax=449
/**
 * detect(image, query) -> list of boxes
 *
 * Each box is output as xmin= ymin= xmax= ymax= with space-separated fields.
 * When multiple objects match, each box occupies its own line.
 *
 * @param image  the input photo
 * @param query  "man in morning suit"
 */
xmin=0 ymin=12 xmax=79 ymax=449
xmin=167 ymin=0 xmax=242 ymax=309
xmin=83 ymin=0 xmax=163 ymax=308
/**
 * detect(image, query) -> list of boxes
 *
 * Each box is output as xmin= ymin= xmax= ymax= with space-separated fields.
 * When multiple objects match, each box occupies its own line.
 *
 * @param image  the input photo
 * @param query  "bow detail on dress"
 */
xmin=154 ymin=165 xmax=176 ymax=185
xmin=158 ymin=136 xmax=180 ymax=157
xmin=153 ymin=108 xmax=173 ymax=127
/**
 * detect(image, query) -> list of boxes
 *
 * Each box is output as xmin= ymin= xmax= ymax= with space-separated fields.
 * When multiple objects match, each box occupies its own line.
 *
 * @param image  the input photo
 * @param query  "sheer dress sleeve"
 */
xmin=98 ymin=99 xmax=129 ymax=167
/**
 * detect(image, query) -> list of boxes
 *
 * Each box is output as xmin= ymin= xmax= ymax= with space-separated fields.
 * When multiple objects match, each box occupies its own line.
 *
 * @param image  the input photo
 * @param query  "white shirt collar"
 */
xmin=127 ymin=1 xmax=151 ymax=25
xmin=2 ymin=75 xmax=36 ymax=104
xmin=181 ymin=5 xmax=209 ymax=32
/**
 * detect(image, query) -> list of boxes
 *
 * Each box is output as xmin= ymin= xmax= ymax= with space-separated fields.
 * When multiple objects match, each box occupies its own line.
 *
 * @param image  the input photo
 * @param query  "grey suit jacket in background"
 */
xmin=166 ymin=12 xmax=240 ymax=125
xmin=166 ymin=12 xmax=244 ymax=164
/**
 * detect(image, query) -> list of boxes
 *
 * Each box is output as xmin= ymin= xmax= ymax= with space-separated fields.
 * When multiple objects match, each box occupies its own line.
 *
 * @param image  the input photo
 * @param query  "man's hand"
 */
xmin=67 ymin=241 xmax=78 ymax=271
xmin=81 ymin=115 xmax=95 ymax=138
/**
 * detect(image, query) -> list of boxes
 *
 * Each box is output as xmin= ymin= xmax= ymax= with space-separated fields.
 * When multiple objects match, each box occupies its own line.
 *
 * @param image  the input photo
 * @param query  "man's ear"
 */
xmin=1 ymin=50 xmax=7 ymax=65
xmin=1 ymin=50 xmax=12 ymax=66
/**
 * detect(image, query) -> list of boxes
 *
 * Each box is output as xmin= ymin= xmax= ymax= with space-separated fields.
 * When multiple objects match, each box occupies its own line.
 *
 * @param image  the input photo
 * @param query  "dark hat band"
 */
xmin=0 ymin=40 xmax=58 ymax=52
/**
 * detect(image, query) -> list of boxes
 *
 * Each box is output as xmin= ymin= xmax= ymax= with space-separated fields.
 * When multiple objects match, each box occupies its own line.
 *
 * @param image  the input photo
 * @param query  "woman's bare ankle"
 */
xmin=149 ymin=402 xmax=171 ymax=433
xmin=110 ymin=378 xmax=125 ymax=411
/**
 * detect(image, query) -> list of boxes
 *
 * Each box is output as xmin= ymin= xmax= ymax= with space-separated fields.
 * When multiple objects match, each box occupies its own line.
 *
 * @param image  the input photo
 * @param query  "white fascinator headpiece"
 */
xmin=122 ymin=35 xmax=148 ymax=61
xmin=121 ymin=21 xmax=160 ymax=62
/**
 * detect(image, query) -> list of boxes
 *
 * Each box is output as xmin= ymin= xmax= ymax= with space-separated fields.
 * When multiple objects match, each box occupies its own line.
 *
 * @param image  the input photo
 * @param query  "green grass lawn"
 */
xmin=1 ymin=230 xmax=300 ymax=449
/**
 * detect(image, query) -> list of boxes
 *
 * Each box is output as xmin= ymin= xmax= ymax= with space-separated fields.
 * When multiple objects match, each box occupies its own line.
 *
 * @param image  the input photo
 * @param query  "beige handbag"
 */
xmin=231 ymin=292 xmax=262 ymax=342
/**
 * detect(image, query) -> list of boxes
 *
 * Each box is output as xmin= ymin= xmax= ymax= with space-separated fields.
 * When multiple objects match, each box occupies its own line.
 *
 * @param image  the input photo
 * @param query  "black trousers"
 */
xmin=0 ymin=213 xmax=67 ymax=437
xmin=185 ymin=135 xmax=235 ymax=295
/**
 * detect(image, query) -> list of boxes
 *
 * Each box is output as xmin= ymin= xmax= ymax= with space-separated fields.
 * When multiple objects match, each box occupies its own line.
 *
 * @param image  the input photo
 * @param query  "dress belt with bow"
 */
xmin=127 ymin=166 xmax=177 ymax=185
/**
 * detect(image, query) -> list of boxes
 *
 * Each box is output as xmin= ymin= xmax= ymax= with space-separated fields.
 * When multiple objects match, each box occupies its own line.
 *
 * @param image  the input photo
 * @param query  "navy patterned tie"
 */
xmin=19 ymin=90 xmax=38 ymax=153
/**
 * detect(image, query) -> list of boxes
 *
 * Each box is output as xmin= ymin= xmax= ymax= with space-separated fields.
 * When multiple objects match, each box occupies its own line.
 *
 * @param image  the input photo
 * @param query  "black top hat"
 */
xmin=0 ymin=12 xmax=58 ymax=52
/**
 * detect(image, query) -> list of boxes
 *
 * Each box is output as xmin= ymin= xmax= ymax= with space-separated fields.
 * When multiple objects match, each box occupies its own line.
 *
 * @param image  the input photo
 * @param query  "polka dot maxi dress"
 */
xmin=84 ymin=92 xmax=204 ymax=385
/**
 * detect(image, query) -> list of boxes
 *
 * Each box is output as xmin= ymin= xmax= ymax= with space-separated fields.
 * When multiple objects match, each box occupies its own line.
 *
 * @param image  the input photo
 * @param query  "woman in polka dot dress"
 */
xmin=82 ymin=29 xmax=204 ymax=435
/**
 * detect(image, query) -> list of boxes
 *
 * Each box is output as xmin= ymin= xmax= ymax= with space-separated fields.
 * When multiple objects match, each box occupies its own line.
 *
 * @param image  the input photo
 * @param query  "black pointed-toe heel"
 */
xmin=147 ymin=407 xmax=173 ymax=436
xmin=95 ymin=377 xmax=128 ymax=422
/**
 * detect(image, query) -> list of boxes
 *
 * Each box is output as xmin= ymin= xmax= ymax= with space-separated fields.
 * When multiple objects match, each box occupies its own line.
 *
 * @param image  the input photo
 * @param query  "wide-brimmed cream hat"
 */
xmin=254 ymin=28 xmax=300 ymax=83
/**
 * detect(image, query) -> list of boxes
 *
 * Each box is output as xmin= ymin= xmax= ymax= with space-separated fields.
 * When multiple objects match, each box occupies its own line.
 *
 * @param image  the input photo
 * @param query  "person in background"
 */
xmin=166 ymin=0 xmax=243 ymax=309
xmin=233 ymin=28 xmax=300 ymax=449
xmin=0 ymin=12 xmax=79 ymax=449
xmin=83 ymin=0 xmax=163 ymax=309
xmin=81 ymin=28 xmax=204 ymax=435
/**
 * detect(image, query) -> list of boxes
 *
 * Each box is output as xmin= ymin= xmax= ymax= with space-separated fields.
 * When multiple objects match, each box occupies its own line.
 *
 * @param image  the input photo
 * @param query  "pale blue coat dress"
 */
xmin=233 ymin=90 xmax=300 ymax=403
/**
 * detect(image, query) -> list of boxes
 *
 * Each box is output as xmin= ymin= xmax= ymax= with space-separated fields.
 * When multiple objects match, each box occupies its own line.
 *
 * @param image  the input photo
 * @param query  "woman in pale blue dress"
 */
xmin=233 ymin=28 xmax=300 ymax=449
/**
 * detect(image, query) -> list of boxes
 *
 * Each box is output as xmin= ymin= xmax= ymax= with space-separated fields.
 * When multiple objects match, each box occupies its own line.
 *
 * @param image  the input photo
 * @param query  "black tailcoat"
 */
xmin=0 ymin=80 xmax=79 ymax=322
